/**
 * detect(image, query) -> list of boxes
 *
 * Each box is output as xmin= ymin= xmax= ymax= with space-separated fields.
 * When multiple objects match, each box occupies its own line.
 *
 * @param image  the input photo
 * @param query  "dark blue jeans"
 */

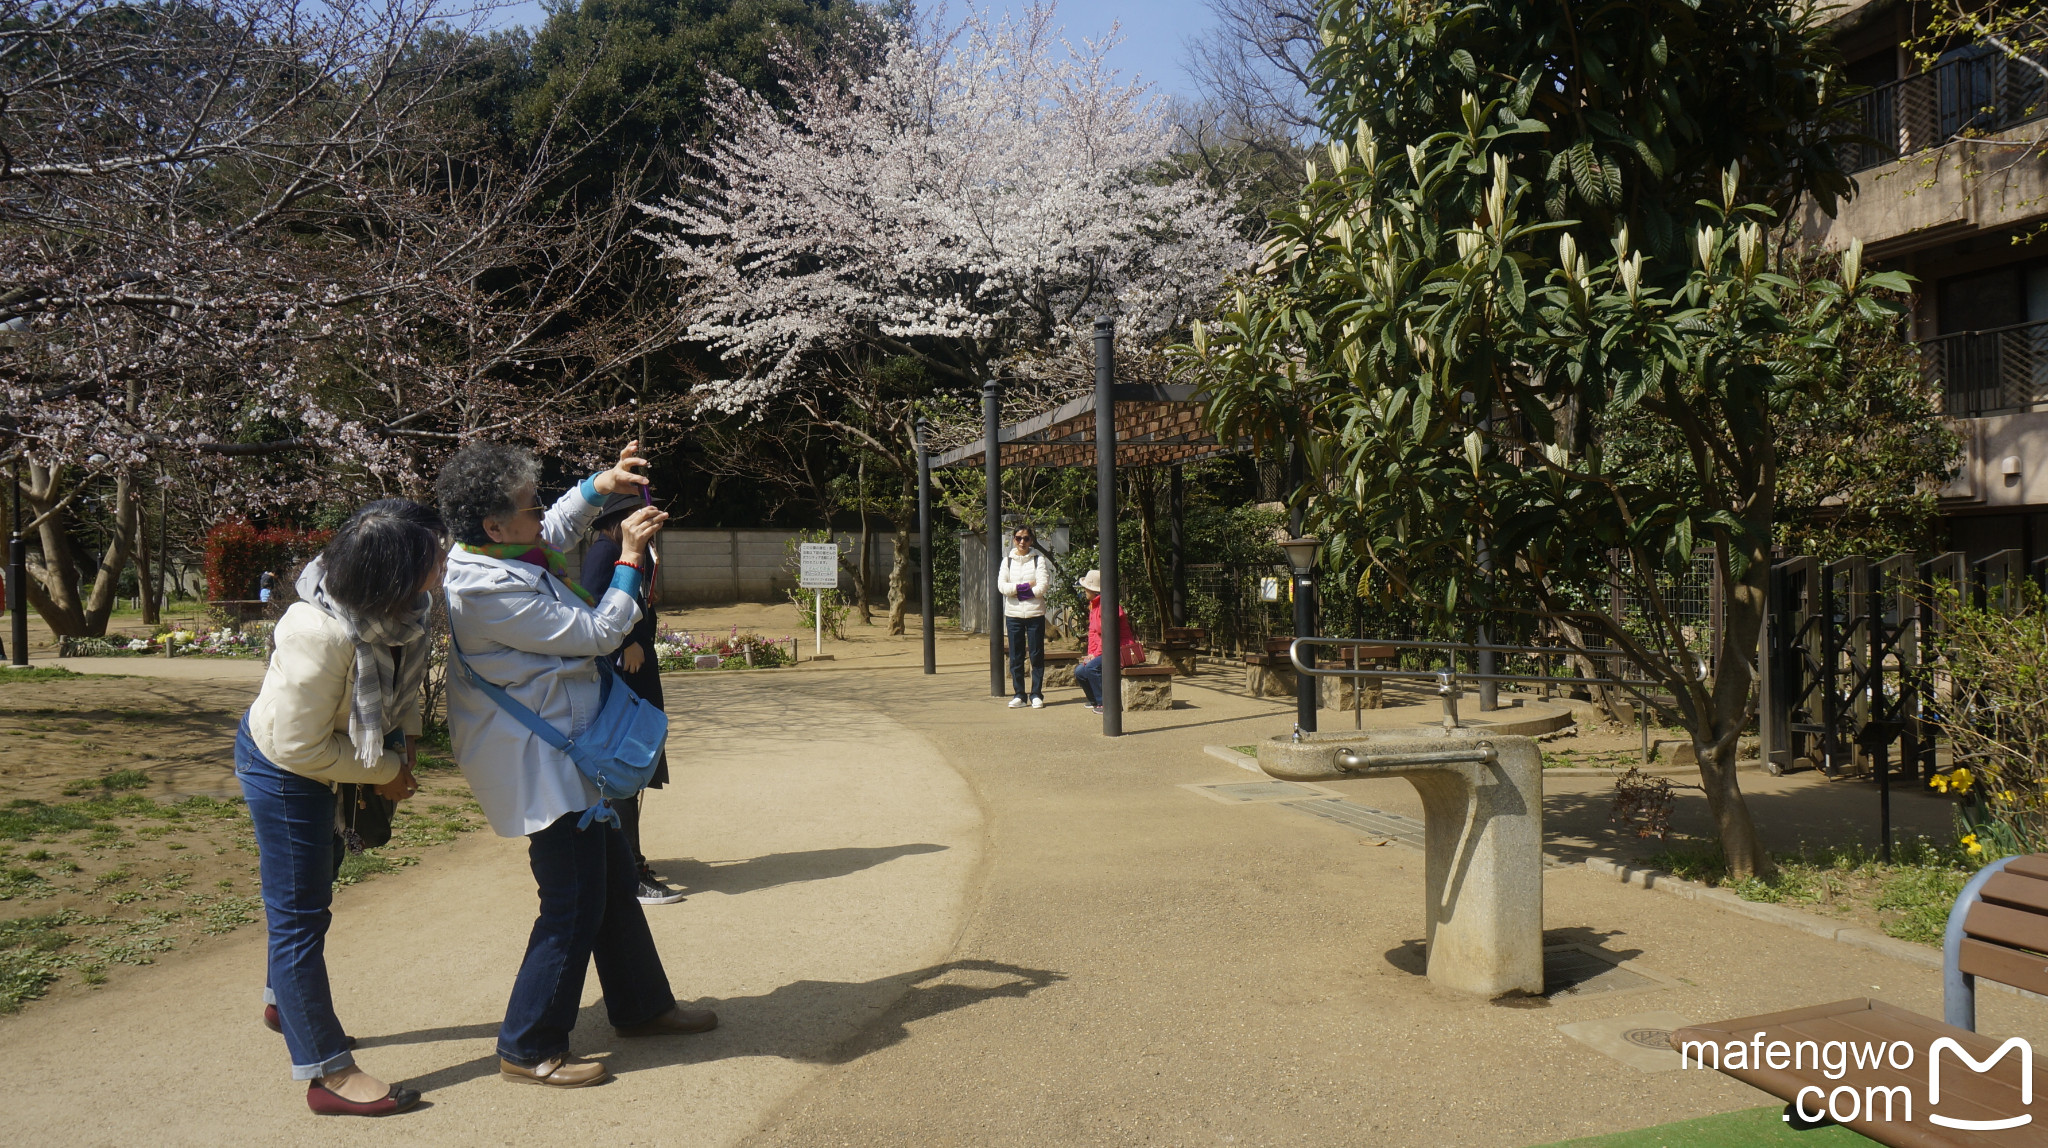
xmin=235 ymin=717 xmax=353 ymax=1081
xmin=498 ymin=809 xmax=675 ymax=1066
xmin=1074 ymin=655 xmax=1103 ymax=706
xmin=1006 ymin=615 xmax=1045 ymax=699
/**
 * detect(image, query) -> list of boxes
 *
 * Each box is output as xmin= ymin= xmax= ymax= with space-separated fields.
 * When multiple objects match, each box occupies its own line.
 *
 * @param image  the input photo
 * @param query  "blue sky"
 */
xmin=477 ymin=1 xmax=1218 ymax=103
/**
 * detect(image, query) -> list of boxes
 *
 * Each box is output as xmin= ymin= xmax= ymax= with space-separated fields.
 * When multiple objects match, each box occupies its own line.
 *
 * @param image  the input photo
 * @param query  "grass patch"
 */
xmin=0 ymin=667 xmax=84 ymax=682
xmin=0 ymin=912 xmax=78 ymax=1012
xmin=1535 ymin=1104 xmax=1875 ymax=1146
xmin=1647 ymin=839 xmax=1975 ymax=945
xmin=1228 ymin=745 xmax=1257 ymax=757
xmin=0 ymin=800 xmax=100 ymax=841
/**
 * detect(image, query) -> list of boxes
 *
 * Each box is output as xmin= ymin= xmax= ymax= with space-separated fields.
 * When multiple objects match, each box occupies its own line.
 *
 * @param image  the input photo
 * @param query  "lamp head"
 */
xmin=1279 ymin=536 xmax=1323 ymax=575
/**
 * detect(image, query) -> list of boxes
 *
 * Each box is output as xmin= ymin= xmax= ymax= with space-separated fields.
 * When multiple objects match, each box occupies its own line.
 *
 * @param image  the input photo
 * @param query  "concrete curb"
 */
xmin=1203 ymin=745 xmax=1263 ymax=774
xmin=1543 ymin=761 xmax=1767 ymax=777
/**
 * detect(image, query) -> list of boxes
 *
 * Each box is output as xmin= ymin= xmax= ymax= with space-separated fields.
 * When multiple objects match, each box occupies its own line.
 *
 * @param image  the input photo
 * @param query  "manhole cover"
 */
xmin=1621 ymin=1027 xmax=1674 ymax=1050
xmin=1197 ymin=781 xmax=1325 ymax=803
xmin=1544 ymin=946 xmax=1659 ymax=998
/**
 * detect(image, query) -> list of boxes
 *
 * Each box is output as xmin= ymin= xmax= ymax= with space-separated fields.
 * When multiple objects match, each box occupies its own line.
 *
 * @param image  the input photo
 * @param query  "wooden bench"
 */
xmin=1672 ymin=853 xmax=2048 ymax=1142
xmin=1244 ymin=638 xmax=1397 ymax=708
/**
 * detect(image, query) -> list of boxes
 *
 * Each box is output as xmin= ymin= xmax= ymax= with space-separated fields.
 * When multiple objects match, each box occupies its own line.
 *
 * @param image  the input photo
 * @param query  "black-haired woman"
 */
xmin=237 ymin=499 xmax=446 ymax=1117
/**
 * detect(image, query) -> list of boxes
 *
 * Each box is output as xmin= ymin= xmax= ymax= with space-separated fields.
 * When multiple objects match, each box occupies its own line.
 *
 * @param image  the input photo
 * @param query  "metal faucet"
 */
xmin=1437 ymin=669 xmax=1462 ymax=731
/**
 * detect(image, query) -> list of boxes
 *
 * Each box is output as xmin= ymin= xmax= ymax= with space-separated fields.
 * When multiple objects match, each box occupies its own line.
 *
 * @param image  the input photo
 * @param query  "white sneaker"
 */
xmin=1008 ymin=696 xmax=1027 ymax=708
xmin=1029 ymin=696 xmax=1044 ymax=709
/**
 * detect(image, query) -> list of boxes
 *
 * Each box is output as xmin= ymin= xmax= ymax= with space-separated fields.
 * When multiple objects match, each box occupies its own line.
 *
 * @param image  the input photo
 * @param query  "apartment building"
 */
xmin=1804 ymin=0 xmax=2048 ymax=567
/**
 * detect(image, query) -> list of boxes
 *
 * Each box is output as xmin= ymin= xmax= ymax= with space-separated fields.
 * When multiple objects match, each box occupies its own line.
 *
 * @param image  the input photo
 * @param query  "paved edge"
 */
xmin=1580 ymin=854 xmax=2048 ymax=1004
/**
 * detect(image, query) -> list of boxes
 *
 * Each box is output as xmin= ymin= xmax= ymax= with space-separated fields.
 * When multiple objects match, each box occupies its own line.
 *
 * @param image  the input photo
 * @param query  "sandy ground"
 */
xmin=0 ymin=631 xmax=2009 ymax=1146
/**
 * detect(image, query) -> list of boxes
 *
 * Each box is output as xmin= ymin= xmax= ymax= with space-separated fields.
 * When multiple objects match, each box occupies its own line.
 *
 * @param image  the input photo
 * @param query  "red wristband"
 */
xmin=615 ymin=559 xmax=642 ymax=570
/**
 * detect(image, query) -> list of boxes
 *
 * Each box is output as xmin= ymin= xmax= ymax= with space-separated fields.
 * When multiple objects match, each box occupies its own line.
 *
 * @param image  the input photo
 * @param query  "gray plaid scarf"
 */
xmin=296 ymin=556 xmax=434 ymax=772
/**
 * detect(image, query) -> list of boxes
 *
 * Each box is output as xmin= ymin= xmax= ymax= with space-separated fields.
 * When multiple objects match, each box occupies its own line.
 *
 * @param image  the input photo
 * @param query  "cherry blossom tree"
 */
xmin=640 ymin=2 xmax=1250 ymax=628
xmin=0 ymin=0 xmax=684 ymax=635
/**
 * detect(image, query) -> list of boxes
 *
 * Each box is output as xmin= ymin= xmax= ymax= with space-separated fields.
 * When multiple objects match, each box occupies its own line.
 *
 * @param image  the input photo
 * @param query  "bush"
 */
xmin=203 ymin=520 xmax=330 ymax=603
xmin=1927 ymin=582 xmax=2048 ymax=857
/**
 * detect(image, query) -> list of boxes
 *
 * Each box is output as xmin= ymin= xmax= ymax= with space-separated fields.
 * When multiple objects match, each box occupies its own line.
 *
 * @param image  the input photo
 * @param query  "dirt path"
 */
xmin=0 ymin=677 xmax=983 ymax=1145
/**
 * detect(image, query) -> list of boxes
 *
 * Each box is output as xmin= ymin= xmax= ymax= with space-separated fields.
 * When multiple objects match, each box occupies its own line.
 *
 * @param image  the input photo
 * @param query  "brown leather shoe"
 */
xmin=615 ymin=1006 xmax=719 ymax=1037
xmin=498 ymin=1054 xmax=610 ymax=1088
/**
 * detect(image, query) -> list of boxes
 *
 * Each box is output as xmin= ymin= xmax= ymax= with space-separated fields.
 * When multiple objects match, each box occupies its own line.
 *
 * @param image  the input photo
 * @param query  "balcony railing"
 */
xmin=1922 ymin=317 xmax=2048 ymax=416
xmin=1840 ymin=47 xmax=2048 ymax=173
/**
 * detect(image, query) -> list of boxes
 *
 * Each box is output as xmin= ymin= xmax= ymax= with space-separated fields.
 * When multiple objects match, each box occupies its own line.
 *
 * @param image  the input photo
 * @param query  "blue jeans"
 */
xmin=235 ymin=717 xmax=353 ymax=1081
xmin=1075 ymin=655 xmax=1103 ymax=706
xmin=1006 ymin=615 xmax=1045 ymax=699
xmin=498 ymin=809 xmax=675 ymax=1066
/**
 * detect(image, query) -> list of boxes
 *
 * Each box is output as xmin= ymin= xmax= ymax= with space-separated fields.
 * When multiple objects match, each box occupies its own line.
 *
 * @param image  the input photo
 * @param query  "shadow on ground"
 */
xmin=644 ymin=844 xmax=950 ymax=897
xmin=389 ymin=958 xmax=1065 ymax=1092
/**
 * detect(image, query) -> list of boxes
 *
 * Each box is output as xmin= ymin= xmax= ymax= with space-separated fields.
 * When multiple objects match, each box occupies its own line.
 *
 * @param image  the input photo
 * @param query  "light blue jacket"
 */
xmin=444 ymin=478 xmax=645 ymax=837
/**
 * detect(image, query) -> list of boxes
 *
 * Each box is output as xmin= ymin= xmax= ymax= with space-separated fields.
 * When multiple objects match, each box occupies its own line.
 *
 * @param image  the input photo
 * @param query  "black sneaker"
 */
xmin=636 ymin=874 xmax=686 ymax=905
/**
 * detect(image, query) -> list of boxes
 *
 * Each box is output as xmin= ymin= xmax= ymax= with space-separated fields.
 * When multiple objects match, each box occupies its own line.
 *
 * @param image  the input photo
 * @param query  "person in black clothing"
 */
xmin=579 ymin=493 xmax=685 ymax=906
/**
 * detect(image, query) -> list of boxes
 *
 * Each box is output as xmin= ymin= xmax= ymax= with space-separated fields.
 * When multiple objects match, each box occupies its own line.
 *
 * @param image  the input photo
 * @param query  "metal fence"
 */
xmin=1922 ymin=316 xmax=2048 ymax=416
xmin=1839 ymin=45 xmax=2048 ymax=173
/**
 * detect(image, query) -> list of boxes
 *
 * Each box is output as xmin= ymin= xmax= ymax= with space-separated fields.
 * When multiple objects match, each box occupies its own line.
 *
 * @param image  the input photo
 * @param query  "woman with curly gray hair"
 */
xmin=436 ymin=439 xmax=716 ymax=1091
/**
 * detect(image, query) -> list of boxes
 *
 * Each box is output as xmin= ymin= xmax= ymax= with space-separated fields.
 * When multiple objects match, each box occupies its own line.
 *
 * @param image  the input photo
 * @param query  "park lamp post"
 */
xmin=1280 ymin=536 xmax=1323 ymax=736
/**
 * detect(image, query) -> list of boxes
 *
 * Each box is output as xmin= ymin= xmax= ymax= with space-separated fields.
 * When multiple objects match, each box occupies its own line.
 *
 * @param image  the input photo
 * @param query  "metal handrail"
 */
xmin=1919 ymin=316 xmax=2048 ymax=416
xmin=1837 ymin=47 xmax=2048 ymax=173
xmin=1286 ymin=636 xmax=1656 ymax=732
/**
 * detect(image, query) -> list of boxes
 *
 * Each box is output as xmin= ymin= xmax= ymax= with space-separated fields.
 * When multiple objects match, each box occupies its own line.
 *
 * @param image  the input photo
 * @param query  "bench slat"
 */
xmin=1958 ymin=936 xmax=2048 ymax=997
xmin=2003 ymin=854 xmax=2048 ymax=883
xmin=1979 ymin=870 xmax=2048 ymax=916
xmin=1964 ymin=901 xmax=2048 ymax=955
xmin=1672 ymin=999 xmax=2046 ymax=1148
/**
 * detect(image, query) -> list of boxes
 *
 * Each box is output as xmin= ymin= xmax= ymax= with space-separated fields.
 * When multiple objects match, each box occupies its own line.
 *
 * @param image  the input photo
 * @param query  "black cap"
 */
xmin=591 ymin=491 xmax=643 ymax=531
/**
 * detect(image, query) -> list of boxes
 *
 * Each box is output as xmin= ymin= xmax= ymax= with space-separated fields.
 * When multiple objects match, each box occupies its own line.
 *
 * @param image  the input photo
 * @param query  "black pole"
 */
xmin=1168 ymin=464 xmax=1186 ymax=627
xmin=1872 ymin=584 xmax=1892 ymax=862
xmin=1294 ymin=558 xmax=1317 ymax=734
xmin=9 ymin=459 xmax=26 ymax=667
xmin=984 ymin=380 xmax=1003 ymax=697
xmin=917 ymin=418 xmax=935 ymax=676
xmin=1094 ymin=317 xmax=1121 ymax=736
xmin=155 ymin=477 xmax=169 ymax=620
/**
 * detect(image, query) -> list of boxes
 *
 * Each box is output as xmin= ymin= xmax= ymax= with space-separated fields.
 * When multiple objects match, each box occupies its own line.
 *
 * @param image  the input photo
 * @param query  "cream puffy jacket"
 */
xmin=999 ymin=551 xmax=1050 ymax=619
xmin=245 ymin=602 xmax=416 ymax=785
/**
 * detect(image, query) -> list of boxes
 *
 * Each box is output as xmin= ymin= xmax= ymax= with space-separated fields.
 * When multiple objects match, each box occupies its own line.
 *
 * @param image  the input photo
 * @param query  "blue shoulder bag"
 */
xmin=450 ymin=632 xmax=668 ymax=817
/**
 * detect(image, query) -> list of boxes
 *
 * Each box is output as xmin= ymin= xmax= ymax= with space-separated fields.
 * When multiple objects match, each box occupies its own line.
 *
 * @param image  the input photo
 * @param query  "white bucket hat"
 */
xmin=1078 ymin=569 xmax=1102 ymax=594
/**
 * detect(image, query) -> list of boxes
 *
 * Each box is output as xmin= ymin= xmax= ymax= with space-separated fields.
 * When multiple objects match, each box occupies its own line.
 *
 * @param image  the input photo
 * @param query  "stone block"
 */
xmin=1122 ymin=673 xmax=1173 ymax=711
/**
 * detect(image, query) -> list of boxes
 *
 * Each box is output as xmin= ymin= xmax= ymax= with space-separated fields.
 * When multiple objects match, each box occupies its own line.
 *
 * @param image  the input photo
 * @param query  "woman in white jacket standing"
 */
xmin=236 ymin=499 xmax=445 ymax=1117
xmin=999 ymin=525 xmax=1052 ymax=708
xmin=436 ymin=440 xmax=715 ymax=1092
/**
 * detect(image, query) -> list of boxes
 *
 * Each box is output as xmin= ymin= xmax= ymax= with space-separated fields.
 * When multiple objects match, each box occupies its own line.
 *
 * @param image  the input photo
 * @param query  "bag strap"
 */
xmin=448 ymin=629 xmax=615 ymax=754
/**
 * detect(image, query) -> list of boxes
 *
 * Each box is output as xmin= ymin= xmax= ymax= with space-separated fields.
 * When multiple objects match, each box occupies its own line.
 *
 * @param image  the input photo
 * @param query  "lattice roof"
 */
xmin=930 ymin=384 xmax=1241 ymax=469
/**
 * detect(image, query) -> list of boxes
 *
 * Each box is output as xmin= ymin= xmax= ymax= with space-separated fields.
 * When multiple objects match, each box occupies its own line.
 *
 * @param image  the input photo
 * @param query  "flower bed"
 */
xmin=653 ymin=627 xmax=796 ymax=671
xmin=59 ymin=626 xmax=269 ymax=660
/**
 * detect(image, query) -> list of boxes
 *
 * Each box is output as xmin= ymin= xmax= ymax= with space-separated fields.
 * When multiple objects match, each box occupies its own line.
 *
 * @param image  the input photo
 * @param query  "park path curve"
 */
xmin=0 ymin=674 xmax=984 ymax=1146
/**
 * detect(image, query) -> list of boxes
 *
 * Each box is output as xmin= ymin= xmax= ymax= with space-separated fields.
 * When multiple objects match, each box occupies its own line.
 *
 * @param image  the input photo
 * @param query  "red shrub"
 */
xmin=204 ymin=521 xmax=332 ymax=603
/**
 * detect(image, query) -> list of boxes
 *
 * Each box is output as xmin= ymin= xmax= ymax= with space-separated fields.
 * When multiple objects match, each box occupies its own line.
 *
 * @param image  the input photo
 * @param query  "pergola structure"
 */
xmin=912 ymin=319 xmax=1242 ymax=736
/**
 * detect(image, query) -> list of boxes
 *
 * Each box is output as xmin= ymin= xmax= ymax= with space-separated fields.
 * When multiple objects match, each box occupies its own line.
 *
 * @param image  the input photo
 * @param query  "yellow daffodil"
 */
xmin=1963 ymin=833 xmax=1985 ymax=857
xmin=1951 ymin=768 xmax=1976 ymax=794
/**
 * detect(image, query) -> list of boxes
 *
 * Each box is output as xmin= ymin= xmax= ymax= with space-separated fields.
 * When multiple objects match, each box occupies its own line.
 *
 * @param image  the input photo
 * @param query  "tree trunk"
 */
xmin=856 ymin=456 xmax=873 ymax=625
xmin=21 ymin=463 xmax=87 ymax=637
xmin=888 ymin=503 xmax=913 ymax=637
xmin=1133 ymin=471 xmax=1171 ymax=640
xmin=1693 ymin=537 xmax=1774 ymax=880
xmin=79 ymin=471 xmax=137 ymax=637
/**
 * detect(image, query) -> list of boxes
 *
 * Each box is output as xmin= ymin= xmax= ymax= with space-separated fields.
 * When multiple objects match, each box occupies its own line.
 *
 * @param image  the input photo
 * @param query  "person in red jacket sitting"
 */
xmin=1072 ymin=569 xmax=1133 ymax=715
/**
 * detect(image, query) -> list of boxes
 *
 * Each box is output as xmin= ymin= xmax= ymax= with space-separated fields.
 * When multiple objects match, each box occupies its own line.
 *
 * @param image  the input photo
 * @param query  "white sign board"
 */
xmin=798 ymin=542 xmax=839 ymax=590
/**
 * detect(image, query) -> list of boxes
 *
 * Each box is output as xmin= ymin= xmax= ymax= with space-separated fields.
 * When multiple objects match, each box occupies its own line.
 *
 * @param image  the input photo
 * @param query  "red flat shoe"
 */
xmin=306 ymin=1081 xmax=421 ymax=1116
xmin=264 ymin=1004 xmax=357 ymax=1049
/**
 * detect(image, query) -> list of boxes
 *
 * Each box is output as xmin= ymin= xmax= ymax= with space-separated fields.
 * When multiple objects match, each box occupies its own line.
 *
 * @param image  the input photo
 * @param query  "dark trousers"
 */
xmin=235 ymin=718 xmax=353 ymax=1080
xmin=1006 ymin=615 xmax=1046 ymax=699
xmin=1075 ymin=655 xmax=1103 ymax=706
xmin=497 ymin=809 xmax=676 ymax=1065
